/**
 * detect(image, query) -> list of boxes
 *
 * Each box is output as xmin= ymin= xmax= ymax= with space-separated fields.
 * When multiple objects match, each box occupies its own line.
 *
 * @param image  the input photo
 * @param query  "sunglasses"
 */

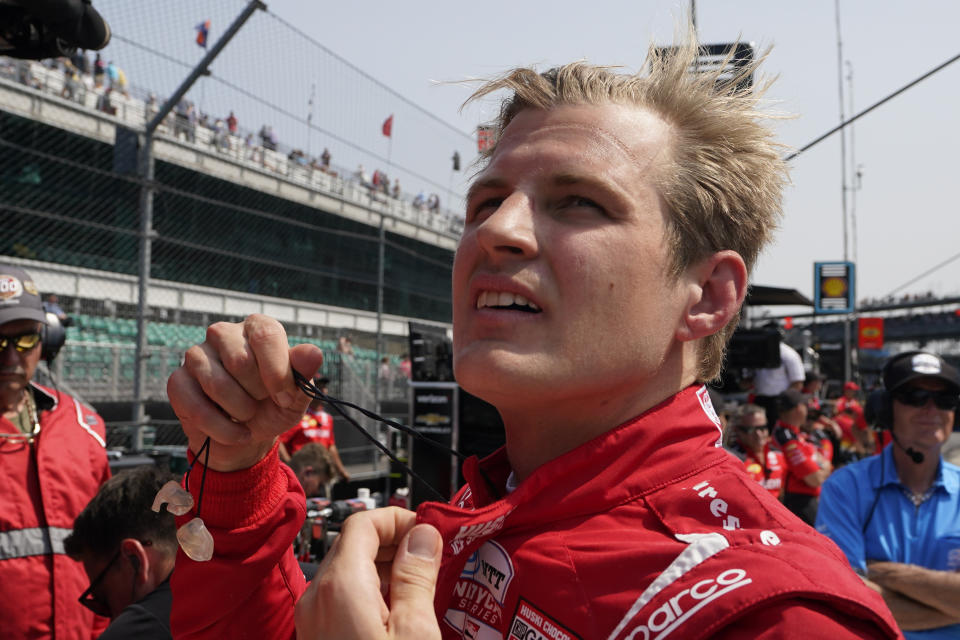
xmin=736 ymin=425 xmax=769 ymax=434
xmin=77 ymin=540 xmax=152 ymax=617
xmin=894 ymin=388 xmax=960 ymax=411
xmin=0 ymin=331 xmax=40 ymax=353
xmin=78 ymin=550 xmax=121 ymax=617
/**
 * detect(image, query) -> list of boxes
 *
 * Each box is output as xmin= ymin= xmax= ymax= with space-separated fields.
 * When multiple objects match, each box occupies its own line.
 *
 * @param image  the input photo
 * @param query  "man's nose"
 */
xmin=475 ymin=192 xmax=538 ymax=261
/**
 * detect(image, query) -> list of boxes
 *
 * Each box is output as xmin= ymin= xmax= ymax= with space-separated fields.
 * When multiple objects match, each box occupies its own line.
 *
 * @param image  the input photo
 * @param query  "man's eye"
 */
xmin=558 ymin=196 xmax=604 ymax=212
xmin=469 ymin=198 xmax=503 ymax=219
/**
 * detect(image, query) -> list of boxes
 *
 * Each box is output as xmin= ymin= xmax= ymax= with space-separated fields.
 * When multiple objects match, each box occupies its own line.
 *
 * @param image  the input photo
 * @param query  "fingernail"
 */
xmin=407 ymin=525 xmax=440 ymax=559
xmin=274 ymin=391 xmax=293 ymax=409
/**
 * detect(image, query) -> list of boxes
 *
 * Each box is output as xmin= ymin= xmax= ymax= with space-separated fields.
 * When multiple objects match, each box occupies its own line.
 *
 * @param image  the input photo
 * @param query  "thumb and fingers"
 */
xmin=167 ymin=315 xmax=323 ymax=471
xmin=297 ymin=508 xmax=442 ymax=640
xmin=386 ymin=524 xmax=443 ymax=639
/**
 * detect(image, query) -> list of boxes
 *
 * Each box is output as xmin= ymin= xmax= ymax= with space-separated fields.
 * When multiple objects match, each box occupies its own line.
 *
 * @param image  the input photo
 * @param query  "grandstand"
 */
xmin=0 ymin=53 xmax=455 ymax=475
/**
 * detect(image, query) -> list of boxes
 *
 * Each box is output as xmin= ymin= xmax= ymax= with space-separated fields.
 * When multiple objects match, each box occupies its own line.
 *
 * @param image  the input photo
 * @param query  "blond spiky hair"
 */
xmin=464 ymin=39 xmax=788 ymax=381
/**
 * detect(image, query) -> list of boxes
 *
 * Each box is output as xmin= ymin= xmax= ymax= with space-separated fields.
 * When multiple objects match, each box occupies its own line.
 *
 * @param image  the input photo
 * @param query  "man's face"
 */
xmin=453 ymin=103 xmax=689 ymax=412
xmin=0 ymin=319 xmax=42 ymax=410
xmin=736 ymin=411 xmax=769 ymax=452
xmin=892 ymin=378 xmax=957 ymax=455
xmin=80 ymin=552 xmax=134 ymax=620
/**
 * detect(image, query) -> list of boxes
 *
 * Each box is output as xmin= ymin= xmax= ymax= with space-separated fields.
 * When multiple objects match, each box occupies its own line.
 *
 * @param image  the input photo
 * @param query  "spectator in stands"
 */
xmin=336 ymin=335 xmax=354 ymax=356
xmin=277 ymin=376 xmax=350 ymax=482
xmin=64 ymin=466 xmax=176 ymax=639
xmin=71 ymin=49 xmax=90 ymax=78
xmin=427 ymin=193 xmax=440 ymax=212
xmin=391 ymin=178 xmax=400 ymax=199
xmin=260 ymin=125 xmax=277 ymax=151
xmin=146 ymin=93 xmax=159 ymax=124
xmin=398 ymin=352 xmax=411 ymax=379
xmin=412 ymin=190 xmax=426 ymax=210
xmin=378 ymin=356 xmax=392 ymax=382
xmin=93 ymin=53 xmax=105 ymax=87
xmin=287 ymin=443 xmax=335 ymax=498
xmin=751 ymin=338 xmax=805 ymax=426
xmin=773 ymin=388 xmax=832 ymax=524
xmin=165 ymin=44 xmax=900 ymax=639
xmin=726 ymin=403 xmax=786 ymax=499
xmin=226 ymin=111 xmax=238 ymax=135
xmin=818 ymin=351 xmax=960 ymax=638
xmin=96 ymin=87 xmax=115 ymax=115
xmin=0 ymin=263 xmax=111 ymax=638
xmin=43 ymin=293 xmax=72 ymax=326
xmin=320 ymin=147 xmax=331 ymax=169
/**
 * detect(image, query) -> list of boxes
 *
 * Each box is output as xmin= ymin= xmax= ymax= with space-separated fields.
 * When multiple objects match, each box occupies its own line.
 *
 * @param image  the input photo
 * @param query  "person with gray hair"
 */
xmin=165 ymin=39 xmax=899 ymax=639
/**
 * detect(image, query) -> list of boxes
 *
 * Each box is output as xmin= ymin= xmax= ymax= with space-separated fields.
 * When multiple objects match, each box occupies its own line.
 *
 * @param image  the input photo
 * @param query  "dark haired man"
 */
xmin=818 ymin=351 xmax=960 ymax=638
xmin=774 ymin=388 xmax=832 ymax=525
xmin=65 ymin=465 xmax=177 ymax=639
xmin=0 ymin=262 xmax=110 ymax=639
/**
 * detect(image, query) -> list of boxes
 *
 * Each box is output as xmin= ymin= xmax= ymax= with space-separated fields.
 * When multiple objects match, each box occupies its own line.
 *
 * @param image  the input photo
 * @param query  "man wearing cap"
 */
xmin=277 ymin=376 xmax=350 ymax=482
xmin=837 ymin=380 xmax=869 ymax=433
xmin=773 ymin=388 xmax=833 ymax=524
xmin=0 ymin=263 xmax=111 ymax=639
xmin=817 ymin=351 xmax=960 ymax=638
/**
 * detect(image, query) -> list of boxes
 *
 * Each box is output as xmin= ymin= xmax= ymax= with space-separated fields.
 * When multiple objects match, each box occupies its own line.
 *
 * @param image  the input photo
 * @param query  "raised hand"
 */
xmin=167 ymin=314 xmax=323 ymax=471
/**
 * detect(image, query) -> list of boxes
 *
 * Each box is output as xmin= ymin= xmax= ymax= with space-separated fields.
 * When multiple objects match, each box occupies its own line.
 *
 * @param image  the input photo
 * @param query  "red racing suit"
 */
xmin=0 ymin=382 xmax=111 ymax=639
xmin=170 ymin=385 xmax=900 ymax=639
xmin=279 ymin=406 xmax=335 ymax=454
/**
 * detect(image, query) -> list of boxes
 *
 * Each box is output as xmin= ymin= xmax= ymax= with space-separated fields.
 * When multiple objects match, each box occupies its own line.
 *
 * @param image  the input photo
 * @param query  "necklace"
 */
xmin=1 ymin=392 xmax=40 ymax=445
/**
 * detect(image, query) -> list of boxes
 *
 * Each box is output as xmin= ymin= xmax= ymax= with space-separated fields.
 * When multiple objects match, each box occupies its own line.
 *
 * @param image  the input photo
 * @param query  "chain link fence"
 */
xmin=1 ymin=1 xmax=466 ymax=467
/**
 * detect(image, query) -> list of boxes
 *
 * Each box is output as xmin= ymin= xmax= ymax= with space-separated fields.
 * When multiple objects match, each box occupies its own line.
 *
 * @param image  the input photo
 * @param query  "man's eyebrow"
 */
xmin=466 ymin=176 xmax=508 ymax=204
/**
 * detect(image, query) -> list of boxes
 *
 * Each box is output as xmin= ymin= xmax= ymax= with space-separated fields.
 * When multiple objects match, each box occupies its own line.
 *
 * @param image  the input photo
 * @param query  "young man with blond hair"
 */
xmin=166 ymin=40 xmax=900 ymax=639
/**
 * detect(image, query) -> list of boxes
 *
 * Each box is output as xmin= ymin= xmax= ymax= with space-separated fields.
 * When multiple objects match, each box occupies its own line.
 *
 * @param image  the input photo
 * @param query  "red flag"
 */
xmin=857 ymin=317 xmax=884 ymax=350
xmin=195 ymin=20 xmax=210 ymax=48
xmin=382 ymin=114 xmax=393 ymax=138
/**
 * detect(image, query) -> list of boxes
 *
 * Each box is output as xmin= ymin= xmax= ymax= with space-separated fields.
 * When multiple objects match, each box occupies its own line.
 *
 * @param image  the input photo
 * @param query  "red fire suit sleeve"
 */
xmin=170 ymin=444 xmax=305 ymax=639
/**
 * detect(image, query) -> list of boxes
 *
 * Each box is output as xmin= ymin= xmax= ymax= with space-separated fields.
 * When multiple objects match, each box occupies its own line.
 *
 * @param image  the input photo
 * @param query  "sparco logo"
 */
xmin=617 ymin=569 xmax=752 ymax=640
xmin=0 ymin=275 xmax=23 ymax=300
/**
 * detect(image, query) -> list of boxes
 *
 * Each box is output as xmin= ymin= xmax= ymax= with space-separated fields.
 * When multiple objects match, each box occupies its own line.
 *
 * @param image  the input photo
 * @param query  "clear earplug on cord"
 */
xmin=152 ymin=436 xmax=215 ymax=562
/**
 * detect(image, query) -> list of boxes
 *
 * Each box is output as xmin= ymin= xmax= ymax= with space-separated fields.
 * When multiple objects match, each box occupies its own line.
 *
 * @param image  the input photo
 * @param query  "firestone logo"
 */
xmin=618 ymin=569 xmax=752 ymax=640
xmin=0 ymin=275 xmax=23 ymax=300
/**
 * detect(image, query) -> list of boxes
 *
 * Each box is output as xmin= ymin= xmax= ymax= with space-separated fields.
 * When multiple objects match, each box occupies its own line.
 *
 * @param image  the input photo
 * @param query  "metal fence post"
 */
xmin=130 ymin=0 xmax=267 ymax=448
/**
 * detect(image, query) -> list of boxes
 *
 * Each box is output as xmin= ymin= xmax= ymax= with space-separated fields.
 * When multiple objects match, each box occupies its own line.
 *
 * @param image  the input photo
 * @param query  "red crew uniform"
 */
xmin=0 ymin=383 xmax=111 ymax=639
xmin=279 ymin=406 xmax=334 ymax=454
xmin=774 ymin=421 xmax=832 ymax=498
xmin=835 ymin=397 xmax=867 ymax=431
xmin=170 ymin=386 xmax=899 ymax=639
xmin=738 ymin=444 xmax=786 ymax=499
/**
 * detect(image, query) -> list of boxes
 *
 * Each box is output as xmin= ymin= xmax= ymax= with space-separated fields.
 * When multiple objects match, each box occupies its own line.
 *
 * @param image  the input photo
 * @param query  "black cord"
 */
xmin=293 ymin=371 xmax=448 ymax=502
xmin=184 ymin=436 xmax=212 ymax=517
xmin=293 ymin=371 xmax=503 ymax=503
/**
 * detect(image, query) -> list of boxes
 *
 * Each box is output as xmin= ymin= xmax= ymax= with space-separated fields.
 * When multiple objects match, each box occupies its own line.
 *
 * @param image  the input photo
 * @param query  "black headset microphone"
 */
xmin=889 ymin=431 xmax=924 ymax=465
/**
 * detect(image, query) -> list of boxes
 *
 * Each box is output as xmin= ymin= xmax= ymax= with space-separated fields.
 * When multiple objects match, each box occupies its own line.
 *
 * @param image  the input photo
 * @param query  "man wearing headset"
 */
xmin=817 ymin=351 xmax=960 ymax=639
xmin=0 ymin=262 xmax=111 ymax=638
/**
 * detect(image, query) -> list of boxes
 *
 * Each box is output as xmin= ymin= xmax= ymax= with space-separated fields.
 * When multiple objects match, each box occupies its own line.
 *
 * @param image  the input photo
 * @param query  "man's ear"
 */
xmin=120 ymin=538 xmax=148 ymax=584
xmin=676 ymin=250 xmax=748 ymax=343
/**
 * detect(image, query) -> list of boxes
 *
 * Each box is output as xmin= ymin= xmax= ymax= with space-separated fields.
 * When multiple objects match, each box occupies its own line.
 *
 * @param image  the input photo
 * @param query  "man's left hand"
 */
xmin=295 ymin=507 xmax=442 ymax=639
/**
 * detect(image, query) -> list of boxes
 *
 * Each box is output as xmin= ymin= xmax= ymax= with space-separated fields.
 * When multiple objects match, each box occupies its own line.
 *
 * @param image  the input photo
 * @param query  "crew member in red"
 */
xmin=0 ymin=263 xmax=111 ymax=639
xmin=165 ymin=40 xmax=901 ymax=640
xmin=837 ymin=381 xmax=869 ymax=431
xmin=726 ymin=403 xmax=786 ymax=499
xmin=774 ymin=389 xmax=833 ymax=525
xmin=277 ymin=376 xmax=349 ymax=482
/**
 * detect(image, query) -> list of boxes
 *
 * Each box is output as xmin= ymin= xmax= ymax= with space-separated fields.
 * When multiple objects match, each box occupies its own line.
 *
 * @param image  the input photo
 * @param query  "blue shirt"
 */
xmin=816 ymin=445 xmax=960 ymax=639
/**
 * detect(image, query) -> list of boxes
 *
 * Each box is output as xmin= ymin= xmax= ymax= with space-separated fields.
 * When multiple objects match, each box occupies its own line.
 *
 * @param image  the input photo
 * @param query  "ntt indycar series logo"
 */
xmin=610 ymin=568 xmax=752 ymax=640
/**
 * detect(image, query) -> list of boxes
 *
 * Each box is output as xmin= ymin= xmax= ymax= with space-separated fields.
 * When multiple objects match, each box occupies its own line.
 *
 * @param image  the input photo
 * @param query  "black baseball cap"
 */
xmin=0 ymin=264 xmax=47 ymax=326
xmin=777 ymin=388 xmax=808 ymax=411
xmin=883 ymin=351 xmax=960 ymax=395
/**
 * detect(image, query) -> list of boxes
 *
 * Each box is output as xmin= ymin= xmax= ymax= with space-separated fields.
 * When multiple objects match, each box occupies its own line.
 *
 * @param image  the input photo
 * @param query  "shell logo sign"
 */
xmin=857 ymin=317 xmax=884 ymax=350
